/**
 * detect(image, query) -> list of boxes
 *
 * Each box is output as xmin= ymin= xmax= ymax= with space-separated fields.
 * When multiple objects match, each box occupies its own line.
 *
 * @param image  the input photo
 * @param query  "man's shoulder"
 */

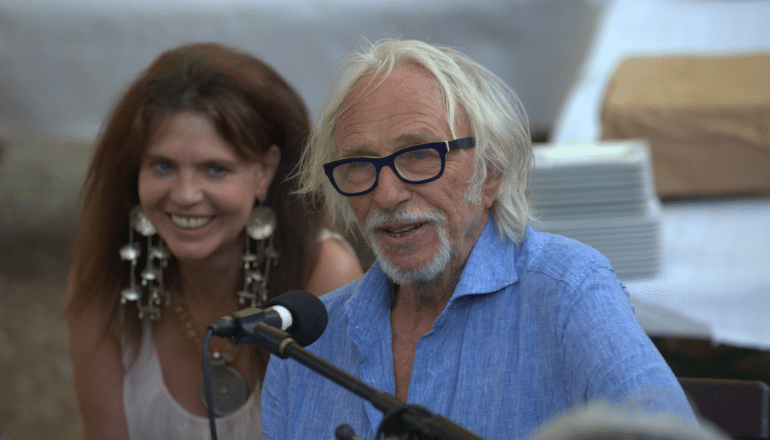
xmin=521 ymin=227 xmax=610 ymax=262
xmin=518 ymin=227 xmax=616 ymax=284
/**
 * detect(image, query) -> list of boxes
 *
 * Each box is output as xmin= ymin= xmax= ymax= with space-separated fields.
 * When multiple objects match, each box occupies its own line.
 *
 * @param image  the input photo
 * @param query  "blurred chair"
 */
xmin=679 ymin=377 xmax=769 ymax=440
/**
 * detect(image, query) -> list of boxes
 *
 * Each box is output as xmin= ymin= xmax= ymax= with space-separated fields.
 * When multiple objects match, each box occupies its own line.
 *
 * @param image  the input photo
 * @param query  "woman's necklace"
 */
xmin=170 ymin=291 xmax=248 ymax=416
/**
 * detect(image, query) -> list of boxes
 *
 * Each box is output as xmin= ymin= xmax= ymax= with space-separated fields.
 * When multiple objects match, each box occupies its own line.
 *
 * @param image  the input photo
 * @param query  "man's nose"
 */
xmin=370 ymin=165 xmax=410 ymax=209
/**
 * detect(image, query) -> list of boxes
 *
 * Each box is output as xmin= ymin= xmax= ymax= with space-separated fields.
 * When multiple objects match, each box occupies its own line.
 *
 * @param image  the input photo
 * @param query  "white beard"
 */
xmin=364 ymin=207 xmax=451 ymax=286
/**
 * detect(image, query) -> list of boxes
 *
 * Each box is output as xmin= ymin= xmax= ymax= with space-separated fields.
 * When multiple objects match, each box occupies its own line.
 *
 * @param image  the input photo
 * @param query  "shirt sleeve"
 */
xmin=558 ymin=266 xmax=696 ymax=419
xmin=261 ymin=354 xmax=289 ymax=440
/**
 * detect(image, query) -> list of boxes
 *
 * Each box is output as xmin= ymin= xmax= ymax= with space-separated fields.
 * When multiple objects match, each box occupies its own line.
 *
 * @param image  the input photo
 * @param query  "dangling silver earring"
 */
xmin=238 ymin=204 xmax=279 ymax=308
xmin=119 ymin=205 xmax=169 ymax=320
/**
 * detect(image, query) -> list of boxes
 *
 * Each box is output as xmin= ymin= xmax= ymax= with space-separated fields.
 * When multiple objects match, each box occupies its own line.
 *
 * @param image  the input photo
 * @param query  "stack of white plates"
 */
xmin=529 ymin=139 xmax=661 ymax=280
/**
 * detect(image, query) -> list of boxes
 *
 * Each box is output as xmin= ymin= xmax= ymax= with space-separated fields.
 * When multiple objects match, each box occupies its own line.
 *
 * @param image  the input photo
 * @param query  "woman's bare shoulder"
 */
xmin=304 ymin=232 xmax=364 ymax=296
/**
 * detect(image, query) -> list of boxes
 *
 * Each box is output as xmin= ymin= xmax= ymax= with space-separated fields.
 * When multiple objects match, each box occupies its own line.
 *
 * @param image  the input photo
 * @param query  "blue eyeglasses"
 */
xmin=323 ymin=137 xmax=475 ymax=196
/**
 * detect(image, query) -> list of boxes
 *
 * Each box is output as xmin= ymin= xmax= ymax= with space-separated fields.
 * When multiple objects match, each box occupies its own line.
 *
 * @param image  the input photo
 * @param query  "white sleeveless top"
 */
xmin=121 ymin=229 xmax=354 ymax=439
xmin=123 ymin=320 xmax=262 ymax=440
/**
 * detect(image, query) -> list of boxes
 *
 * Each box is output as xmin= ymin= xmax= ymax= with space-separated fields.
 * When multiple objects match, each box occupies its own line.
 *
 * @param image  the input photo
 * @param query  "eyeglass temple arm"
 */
xmin=446 ymin=137 xmax=475 ymax=152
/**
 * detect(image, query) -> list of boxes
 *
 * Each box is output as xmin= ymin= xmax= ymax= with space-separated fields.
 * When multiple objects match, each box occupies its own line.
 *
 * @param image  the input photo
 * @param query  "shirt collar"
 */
xmin=452 ymin=215 xmax=519 ymax=299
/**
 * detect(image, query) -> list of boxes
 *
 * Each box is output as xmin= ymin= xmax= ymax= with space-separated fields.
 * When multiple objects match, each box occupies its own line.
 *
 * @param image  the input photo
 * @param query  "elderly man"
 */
xmin=261 ymin=39 xmax=694 ymax=440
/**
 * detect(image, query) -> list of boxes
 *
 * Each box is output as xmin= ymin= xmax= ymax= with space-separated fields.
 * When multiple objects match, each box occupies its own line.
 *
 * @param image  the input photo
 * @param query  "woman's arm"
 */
xmin=67 ymin=269 xmax=130 ymax=440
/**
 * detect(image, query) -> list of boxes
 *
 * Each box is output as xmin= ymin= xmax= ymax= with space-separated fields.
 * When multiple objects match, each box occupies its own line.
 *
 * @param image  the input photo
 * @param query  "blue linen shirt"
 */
xmin=262 ymin=218 xmax=695 ymax=440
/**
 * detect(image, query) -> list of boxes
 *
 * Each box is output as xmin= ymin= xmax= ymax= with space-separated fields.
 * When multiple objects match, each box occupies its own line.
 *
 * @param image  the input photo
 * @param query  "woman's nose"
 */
xmin=170 ymin=171 xmax=204 ymax=204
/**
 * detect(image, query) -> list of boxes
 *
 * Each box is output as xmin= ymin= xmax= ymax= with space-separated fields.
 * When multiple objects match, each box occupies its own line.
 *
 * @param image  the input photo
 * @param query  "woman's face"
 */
xmin=138 ymin=111 xmax=278 ymax=265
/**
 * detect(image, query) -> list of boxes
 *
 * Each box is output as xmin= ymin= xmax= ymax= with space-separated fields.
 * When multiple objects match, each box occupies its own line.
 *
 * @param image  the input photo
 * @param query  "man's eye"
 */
xmin=411 ymin=150 xmax=431 ymax=160
xmin=403 ymin=149 xmax=438 ymax=161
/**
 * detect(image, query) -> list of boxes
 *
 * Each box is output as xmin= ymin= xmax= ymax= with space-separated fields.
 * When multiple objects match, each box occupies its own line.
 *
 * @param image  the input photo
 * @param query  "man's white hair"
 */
xmin=297 ymin=38 xmax=533 ymax=243
xmin=528 ymin=402 xmax=729 ymax=440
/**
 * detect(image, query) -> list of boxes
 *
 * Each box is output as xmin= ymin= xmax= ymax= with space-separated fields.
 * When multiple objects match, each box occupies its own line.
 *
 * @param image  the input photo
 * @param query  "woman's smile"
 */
xmin=170 ymin=214 xmax=214 ymax=229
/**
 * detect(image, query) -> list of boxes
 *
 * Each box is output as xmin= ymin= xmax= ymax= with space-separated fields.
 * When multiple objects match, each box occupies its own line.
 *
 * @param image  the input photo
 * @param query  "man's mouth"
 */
xmin=170 ymin=215 xmax=213 ymax=229
xmin=382 ymin=222 xmax=427 ymax=238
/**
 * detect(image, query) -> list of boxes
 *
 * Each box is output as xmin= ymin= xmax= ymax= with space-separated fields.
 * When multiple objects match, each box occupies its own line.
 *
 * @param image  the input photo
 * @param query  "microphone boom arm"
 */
xmin=251 ymin=323 xmax=403 ymax=413
xmin=249 ymin=323 xmax=485 ymax=440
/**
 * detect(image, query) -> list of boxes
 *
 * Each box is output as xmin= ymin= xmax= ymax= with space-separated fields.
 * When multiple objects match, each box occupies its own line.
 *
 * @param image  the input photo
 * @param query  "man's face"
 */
xmin=333 ymin=64 xmax=499 ymax=285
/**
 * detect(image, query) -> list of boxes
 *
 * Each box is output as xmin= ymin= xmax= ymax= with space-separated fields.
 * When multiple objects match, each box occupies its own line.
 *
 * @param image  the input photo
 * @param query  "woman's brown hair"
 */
xmin=67 ymin=42 xmax=321 ymax=339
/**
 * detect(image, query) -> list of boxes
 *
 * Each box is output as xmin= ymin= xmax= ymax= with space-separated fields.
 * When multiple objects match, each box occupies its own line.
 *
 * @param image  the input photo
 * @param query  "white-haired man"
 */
xmin=261 ymin=39 xmax=695 ymax=440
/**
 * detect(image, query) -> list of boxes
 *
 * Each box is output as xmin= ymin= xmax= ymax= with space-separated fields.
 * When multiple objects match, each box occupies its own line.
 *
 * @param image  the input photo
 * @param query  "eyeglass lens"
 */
xmin=332 ymin=147 xmax=443 ymax=194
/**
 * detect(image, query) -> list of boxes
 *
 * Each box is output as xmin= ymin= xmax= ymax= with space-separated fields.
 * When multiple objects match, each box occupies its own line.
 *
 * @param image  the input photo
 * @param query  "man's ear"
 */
xmin=257 ymin=144 xmax=281 ymax=197
xmin=481 ymin=168 xmax=503 ymax=209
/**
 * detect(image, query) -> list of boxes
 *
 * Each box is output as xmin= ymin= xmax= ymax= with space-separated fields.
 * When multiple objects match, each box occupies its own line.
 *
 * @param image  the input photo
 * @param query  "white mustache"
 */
xmin=364 ymin=207 xmax=446 ymax=234
xmin=363 ymin=206 xmax=452 ymax=285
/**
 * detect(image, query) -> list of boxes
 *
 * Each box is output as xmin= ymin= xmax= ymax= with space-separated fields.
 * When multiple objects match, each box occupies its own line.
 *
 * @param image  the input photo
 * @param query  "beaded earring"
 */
xmin=119 ymin=205 xmax=169 ymax=320
xmin=238 ymin=203 xmax=279 ymax=307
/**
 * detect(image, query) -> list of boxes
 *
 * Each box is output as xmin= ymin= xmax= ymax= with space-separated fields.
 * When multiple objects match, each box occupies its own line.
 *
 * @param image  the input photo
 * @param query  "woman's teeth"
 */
xmin=171 ymin=215 xmax=212 ymax=228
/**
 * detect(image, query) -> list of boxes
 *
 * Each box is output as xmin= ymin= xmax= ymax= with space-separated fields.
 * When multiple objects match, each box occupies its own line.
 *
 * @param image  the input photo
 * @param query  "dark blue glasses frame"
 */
xmin=324 ymin=137 xmax=475 ymax=196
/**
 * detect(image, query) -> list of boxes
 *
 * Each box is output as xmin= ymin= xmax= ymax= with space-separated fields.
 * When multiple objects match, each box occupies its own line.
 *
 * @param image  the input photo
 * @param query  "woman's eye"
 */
xmin=153 ymin=160 xmax=173 ymax=173
xmin=206 ymin=163 xmax=228 ymax=176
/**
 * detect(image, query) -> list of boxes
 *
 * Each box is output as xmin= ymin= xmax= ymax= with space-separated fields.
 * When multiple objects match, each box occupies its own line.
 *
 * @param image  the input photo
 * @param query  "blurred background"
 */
xmin=1 ymin=0 xmax=769 ymax=438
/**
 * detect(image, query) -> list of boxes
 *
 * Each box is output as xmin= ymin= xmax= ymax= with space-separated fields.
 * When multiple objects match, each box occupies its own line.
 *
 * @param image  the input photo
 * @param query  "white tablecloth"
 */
xmin=627 ymin=198 xmax=770 ymax=349
xmin=550 ymin=0 xmax=770 ymax=349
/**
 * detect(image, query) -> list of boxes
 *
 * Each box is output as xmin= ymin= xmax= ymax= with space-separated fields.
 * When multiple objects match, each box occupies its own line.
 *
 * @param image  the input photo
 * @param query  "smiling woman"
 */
xmin=137 ymin=112 xmax=277 ymax=264
xmin=65 ymin=42 xmax=362 ymax=440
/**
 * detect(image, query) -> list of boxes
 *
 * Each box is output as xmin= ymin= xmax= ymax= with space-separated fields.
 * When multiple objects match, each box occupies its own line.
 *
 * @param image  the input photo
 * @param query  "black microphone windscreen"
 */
xmin=263 ymin=290 xmax=328 ymax=347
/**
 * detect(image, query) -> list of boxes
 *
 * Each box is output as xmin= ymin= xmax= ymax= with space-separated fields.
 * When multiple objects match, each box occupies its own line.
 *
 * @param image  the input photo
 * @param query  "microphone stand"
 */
xmin=202 ymin=329 xmax=220 ymax=440
xmin=248 ymin=322 xmax=485 ymax=440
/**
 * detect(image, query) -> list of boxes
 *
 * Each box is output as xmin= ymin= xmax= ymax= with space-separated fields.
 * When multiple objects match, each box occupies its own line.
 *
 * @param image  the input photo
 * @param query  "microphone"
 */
xmin=207 ymin=290 xmax=328 ymax=347
xmin=335 ymin=424 xmax=365 ymax=440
